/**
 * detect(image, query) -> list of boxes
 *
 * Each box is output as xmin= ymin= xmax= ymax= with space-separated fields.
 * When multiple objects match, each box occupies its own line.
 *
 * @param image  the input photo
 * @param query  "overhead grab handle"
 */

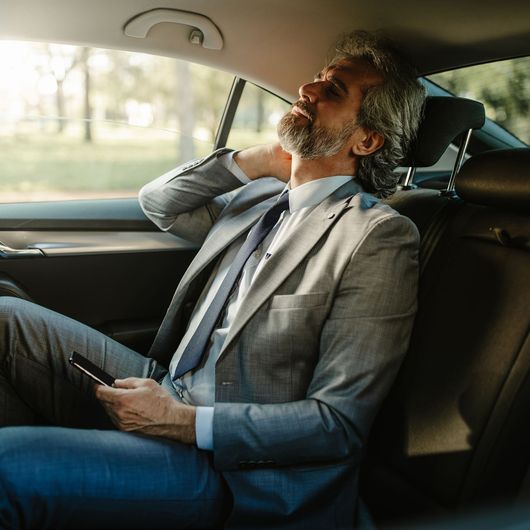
xmin=124 ymin=9 xmax=224 ymax=50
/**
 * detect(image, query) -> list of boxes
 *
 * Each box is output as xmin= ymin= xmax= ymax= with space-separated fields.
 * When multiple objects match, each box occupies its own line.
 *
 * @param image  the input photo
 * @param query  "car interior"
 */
xmin=0 ymin=0 xmax=528 ymax=528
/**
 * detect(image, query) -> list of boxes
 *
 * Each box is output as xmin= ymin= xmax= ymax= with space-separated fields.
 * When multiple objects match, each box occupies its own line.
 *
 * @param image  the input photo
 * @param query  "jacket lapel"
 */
xmin=218 ymin=179 xmax=364 ymax=359
xmin=150 ymin=187 xmax=280 ymax=362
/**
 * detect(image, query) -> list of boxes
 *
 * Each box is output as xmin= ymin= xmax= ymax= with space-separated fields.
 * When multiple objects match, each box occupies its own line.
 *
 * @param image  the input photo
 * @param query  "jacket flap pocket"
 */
xmin=269 ymin=292 xmax=329 ymax=309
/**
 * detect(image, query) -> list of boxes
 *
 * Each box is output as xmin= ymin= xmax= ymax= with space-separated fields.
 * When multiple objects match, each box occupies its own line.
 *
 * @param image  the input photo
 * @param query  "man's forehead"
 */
xmin=322 ymin=57 xmax=382 ymax=79
xmin=316 ymin=58 xmax=384 ymax=95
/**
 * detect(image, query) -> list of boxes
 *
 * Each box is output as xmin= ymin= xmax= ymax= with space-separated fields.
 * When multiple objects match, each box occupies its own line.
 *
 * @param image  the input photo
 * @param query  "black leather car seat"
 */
xmin=363 ymin=148 xmax=530 ymax=527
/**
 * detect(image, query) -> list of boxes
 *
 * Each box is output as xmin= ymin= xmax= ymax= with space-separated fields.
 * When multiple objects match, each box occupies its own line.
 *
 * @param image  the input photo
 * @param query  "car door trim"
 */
xmin=0 ymin=230 xmax=199 ymax=257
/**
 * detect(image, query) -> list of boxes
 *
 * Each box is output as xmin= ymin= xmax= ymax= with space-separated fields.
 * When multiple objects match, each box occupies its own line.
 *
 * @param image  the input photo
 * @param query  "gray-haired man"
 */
xmin=0 ymin=32 xmax=424 ymax=529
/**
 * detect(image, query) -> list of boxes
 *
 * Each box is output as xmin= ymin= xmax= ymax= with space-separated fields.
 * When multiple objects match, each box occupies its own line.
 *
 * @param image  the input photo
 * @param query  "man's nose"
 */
xmin=299 ymin=81 xmax=320 ymax=103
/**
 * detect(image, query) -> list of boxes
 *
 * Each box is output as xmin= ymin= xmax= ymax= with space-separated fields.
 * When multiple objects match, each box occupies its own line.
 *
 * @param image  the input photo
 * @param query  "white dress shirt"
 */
xmin=169 ymin=152 xmax=353 ymax=450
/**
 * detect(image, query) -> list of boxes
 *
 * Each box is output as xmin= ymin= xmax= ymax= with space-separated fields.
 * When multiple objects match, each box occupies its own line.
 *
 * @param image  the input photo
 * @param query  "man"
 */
xmin=0 ymin=32 xmax=424 ymax=529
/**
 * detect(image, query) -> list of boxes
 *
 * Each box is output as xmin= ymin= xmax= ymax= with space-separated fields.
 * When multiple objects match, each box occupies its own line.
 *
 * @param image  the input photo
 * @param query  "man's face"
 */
xmin=277 ymin=58 xmax=384 ymax=159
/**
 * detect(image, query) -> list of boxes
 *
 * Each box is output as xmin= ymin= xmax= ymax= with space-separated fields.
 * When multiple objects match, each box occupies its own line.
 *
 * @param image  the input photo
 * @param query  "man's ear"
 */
xmin=351 ymin=129 xmax=384 ymax=157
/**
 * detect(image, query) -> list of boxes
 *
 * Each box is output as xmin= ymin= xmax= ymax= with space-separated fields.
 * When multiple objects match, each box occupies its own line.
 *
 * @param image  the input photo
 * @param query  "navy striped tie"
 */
xmin=173 ymin=192 xmax=290 ymax=379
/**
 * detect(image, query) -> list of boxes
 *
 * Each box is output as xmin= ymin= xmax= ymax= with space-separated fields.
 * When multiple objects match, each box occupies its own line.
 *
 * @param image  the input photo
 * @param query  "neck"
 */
xmin=289 ymin=152 xmax=358 ymax=189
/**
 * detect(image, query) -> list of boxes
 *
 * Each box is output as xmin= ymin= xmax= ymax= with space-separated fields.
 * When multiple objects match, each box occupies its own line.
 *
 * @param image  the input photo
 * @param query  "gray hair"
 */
xmin=331 ymin=31 xmax=426 ymax=198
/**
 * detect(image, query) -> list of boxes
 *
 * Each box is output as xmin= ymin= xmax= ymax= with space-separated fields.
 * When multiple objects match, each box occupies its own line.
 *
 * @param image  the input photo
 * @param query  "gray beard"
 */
xmin=277 ymin=112 xmax=356 ymax=160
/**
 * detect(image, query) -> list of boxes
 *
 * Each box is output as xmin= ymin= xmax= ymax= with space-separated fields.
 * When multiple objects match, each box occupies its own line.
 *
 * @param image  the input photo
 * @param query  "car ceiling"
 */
xmin=1 ymin=0 xmax=529 ymax=100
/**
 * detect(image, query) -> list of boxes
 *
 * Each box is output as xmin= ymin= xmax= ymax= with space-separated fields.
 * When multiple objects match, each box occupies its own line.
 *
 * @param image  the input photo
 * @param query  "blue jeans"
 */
xmin=0 ymin=426 xmax=229 ymax=529
xmin=0 ymin=297 xmax=230 ymax=529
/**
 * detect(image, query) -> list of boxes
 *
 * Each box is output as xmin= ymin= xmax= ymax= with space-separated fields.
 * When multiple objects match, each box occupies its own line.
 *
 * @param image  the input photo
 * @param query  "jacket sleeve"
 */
xmin=212 ymin=214 xmax=420 ymax=470
xmin=138 ymin=149 xmax=246 ymax=244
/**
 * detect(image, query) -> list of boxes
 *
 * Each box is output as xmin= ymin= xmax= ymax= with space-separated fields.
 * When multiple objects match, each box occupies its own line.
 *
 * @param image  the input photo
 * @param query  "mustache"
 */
xmin=292 ymin=100 xmax=315 ymax=122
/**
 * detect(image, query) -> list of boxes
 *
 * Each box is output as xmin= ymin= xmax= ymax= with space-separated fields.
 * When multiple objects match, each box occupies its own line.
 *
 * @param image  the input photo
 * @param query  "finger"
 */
xmin=114 ymin=377 xmax=156 ymax=389
xmin=94 ymin=384 xmax=124 ymax=402
xmin=113 ymin=377 xmax=151 ymax=389
xmin=100 ymin=404 xmax=121 ymax=429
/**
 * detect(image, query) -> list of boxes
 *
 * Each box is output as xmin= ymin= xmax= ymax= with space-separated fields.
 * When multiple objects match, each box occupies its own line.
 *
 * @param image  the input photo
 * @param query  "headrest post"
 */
xmin=402 ymin=167 xmax=416 ymax=188
xmin=446 ymin=129 xmax=473 ymax=193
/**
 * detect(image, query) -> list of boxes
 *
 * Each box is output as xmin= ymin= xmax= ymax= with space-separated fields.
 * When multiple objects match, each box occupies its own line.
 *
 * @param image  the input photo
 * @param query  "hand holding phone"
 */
xmin=69 ymin=351 xmax=116 ymax=386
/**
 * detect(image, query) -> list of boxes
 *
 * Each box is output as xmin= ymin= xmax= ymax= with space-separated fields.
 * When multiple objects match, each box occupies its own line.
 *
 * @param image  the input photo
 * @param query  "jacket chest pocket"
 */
xmin=269 ymin=292 xmax=329 ymax=310
xmin=233 ymin=292 xmax=330 ymax=402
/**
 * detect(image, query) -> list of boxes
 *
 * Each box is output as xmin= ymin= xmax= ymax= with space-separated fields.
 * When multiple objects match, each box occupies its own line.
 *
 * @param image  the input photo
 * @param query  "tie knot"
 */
xmin=260 ymin=192 xmax=289 ymax=230
xmin=277 ymin=191 xmax=290 ymax=208
xmin=268 ymin=191 xmax=290 ymax=215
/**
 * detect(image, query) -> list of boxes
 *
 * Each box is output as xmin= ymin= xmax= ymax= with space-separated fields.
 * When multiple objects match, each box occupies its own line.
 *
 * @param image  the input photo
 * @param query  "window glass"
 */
xmin=428 ymin=57 xmax=530 ymax=144
xmin=227 ymin=82 xmax=291 ymax=149
xmin=0 ymin=41 xmax=234 ymax=203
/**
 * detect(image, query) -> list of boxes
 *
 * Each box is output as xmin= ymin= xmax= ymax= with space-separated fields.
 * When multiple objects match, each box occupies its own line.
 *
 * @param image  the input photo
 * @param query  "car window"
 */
xmin=227 ymin=82 xmax=291 ymax=149
xmin=427 ymin=56 xmax=530 ymax=145
xmin=0 ymin=41 xmax=234 ymax=203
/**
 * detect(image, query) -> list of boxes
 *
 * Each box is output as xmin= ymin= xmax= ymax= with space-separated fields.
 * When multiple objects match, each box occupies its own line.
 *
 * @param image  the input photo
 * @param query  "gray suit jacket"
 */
xmin=139 ymin=149 xmax=419 ymax=529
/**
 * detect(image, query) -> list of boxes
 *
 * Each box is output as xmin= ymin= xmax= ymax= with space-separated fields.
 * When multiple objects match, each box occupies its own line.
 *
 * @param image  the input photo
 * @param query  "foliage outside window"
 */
xmin=0 ymin=42 xmax=234 ymax=203
xmin=428 ymin=57 xmax=529 ymax=144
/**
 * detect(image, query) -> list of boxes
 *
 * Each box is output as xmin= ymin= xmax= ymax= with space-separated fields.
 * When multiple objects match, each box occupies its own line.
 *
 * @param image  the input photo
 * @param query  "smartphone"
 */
xmin=69 ymin=351 xmax=116 ymax=387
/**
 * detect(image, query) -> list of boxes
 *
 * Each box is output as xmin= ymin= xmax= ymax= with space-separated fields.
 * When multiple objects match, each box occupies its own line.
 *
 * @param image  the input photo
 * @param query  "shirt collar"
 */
xmin=280 ymin=175 xmax=354 ymax=213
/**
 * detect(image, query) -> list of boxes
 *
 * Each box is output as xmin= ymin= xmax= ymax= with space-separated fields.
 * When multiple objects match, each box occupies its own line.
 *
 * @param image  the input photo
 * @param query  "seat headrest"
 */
xmin=403 ymin=96 xmax=485 ymax=167
xmin=455 ymin=148 xmax=530 ymax=211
